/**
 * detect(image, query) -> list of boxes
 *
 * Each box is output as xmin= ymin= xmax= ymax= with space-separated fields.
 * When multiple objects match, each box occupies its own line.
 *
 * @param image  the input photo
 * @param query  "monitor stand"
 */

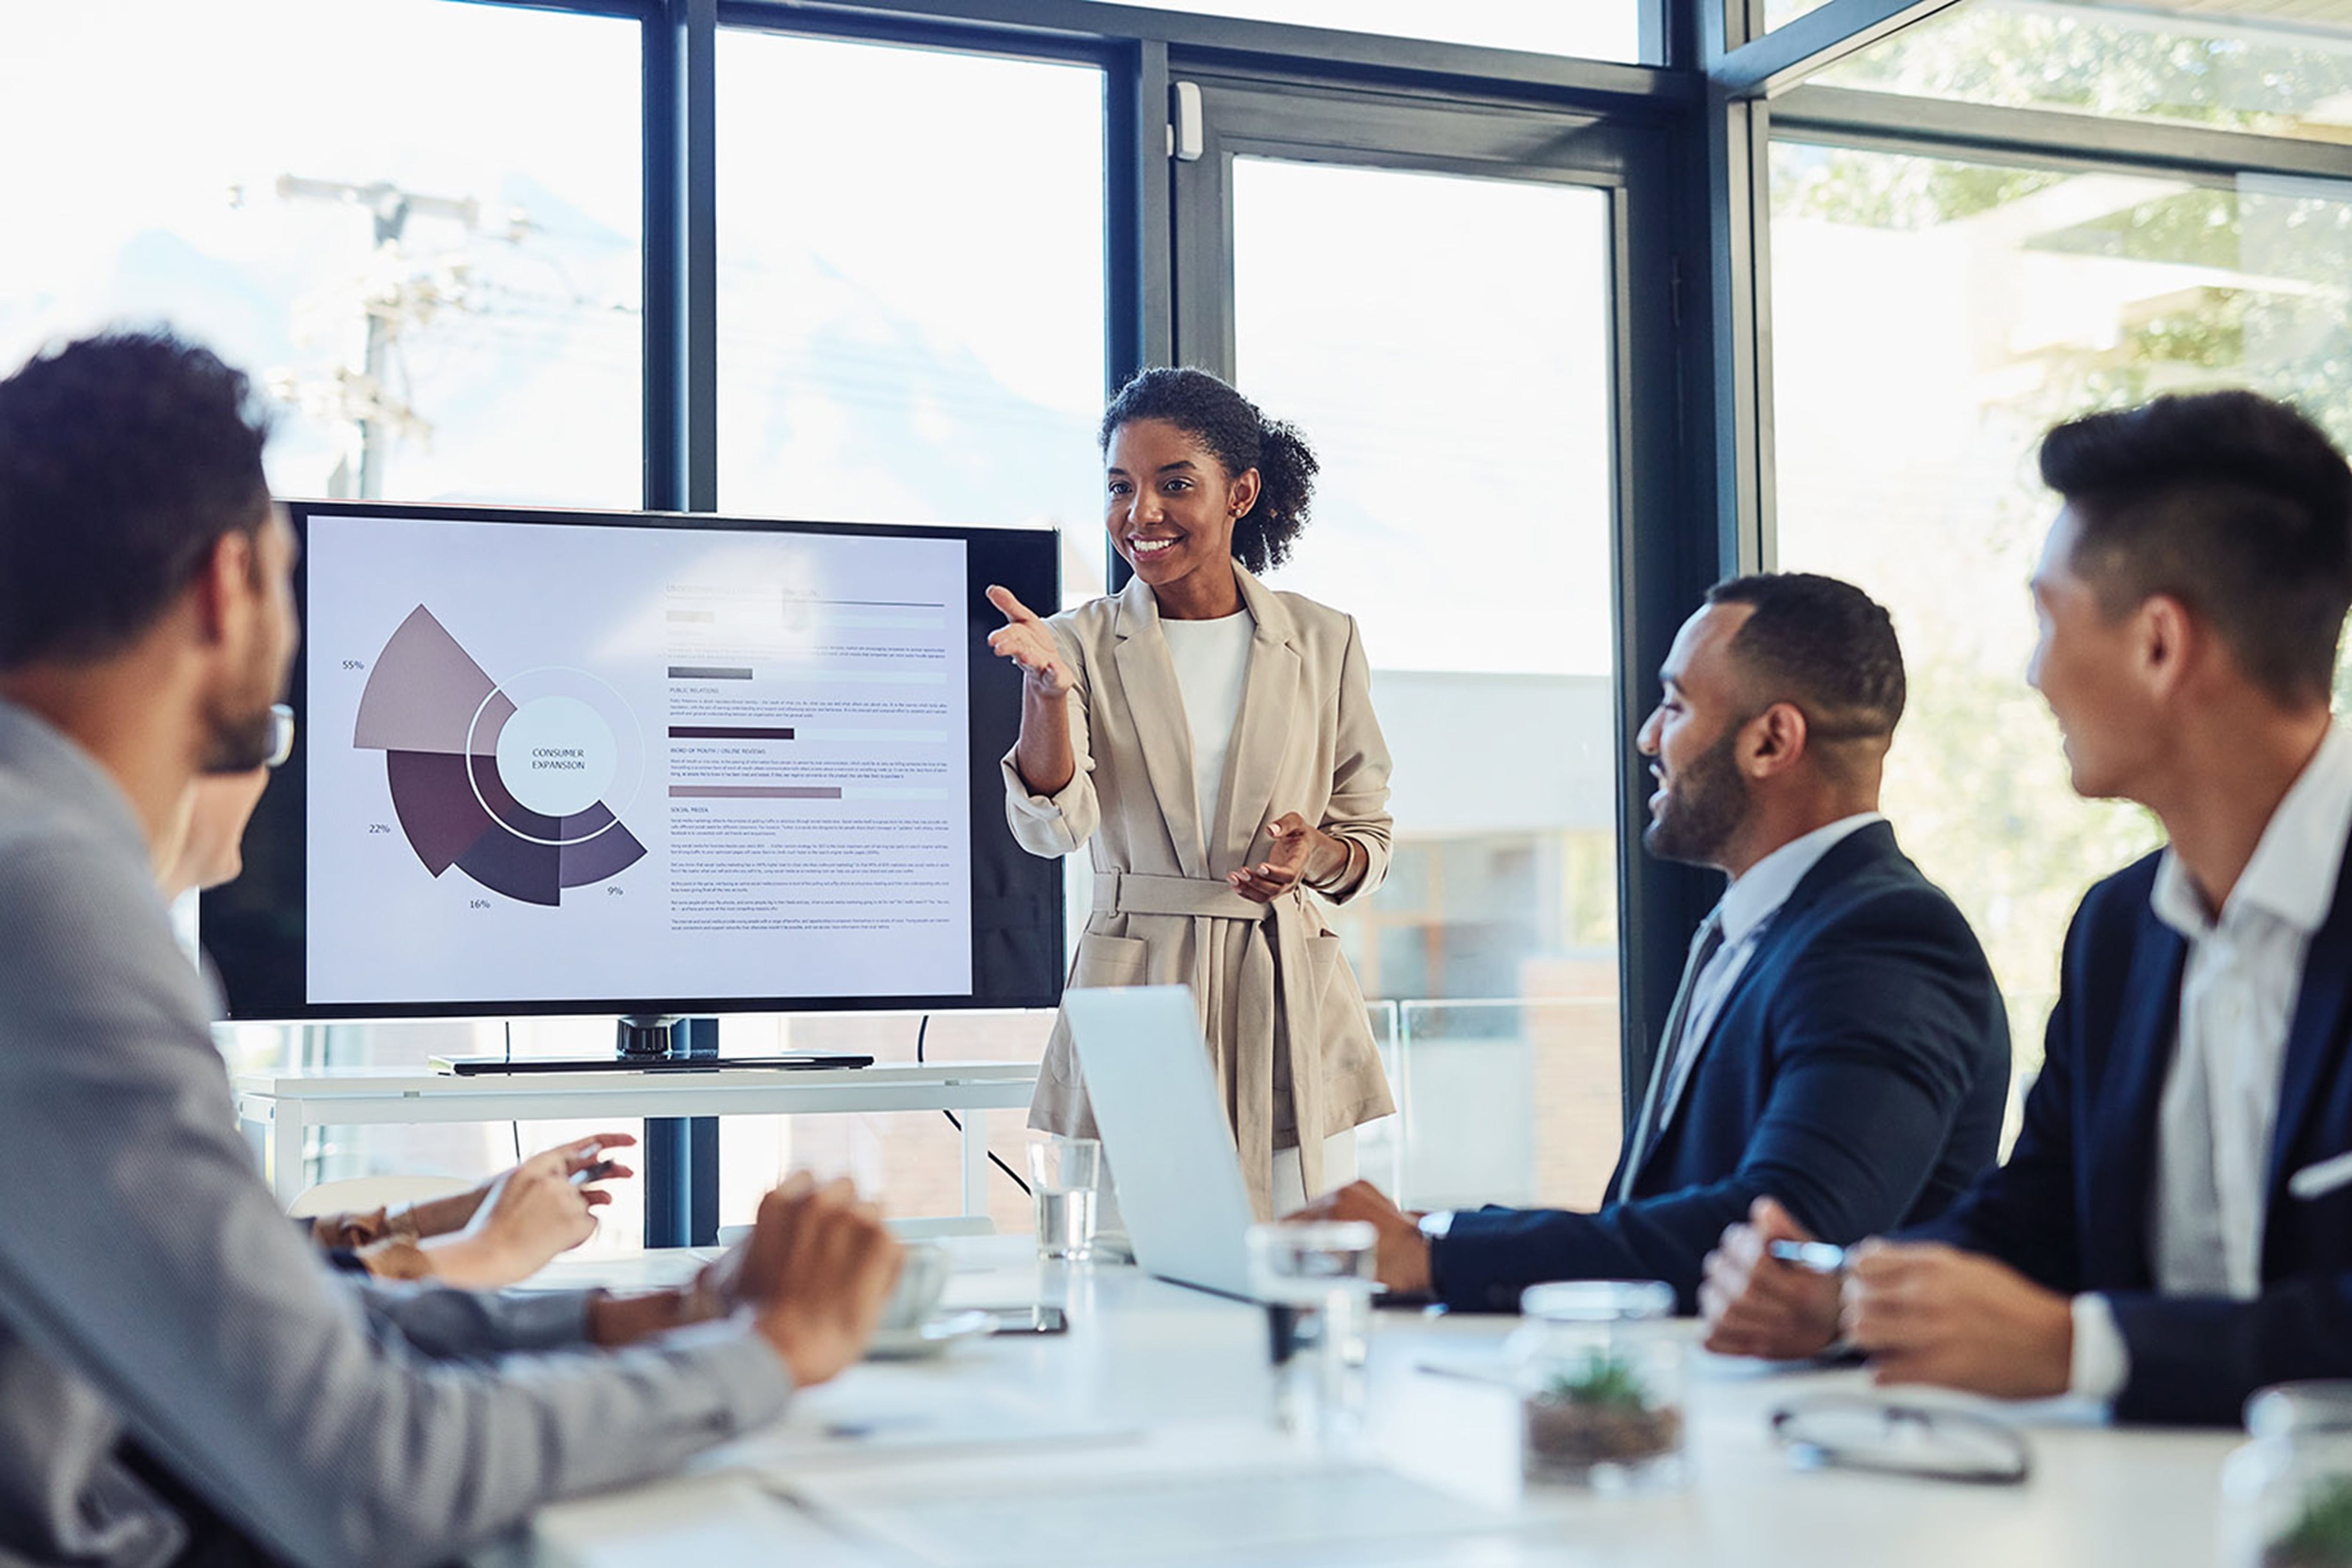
xmin=616 ymin=1012 xmax=683 ymax=1061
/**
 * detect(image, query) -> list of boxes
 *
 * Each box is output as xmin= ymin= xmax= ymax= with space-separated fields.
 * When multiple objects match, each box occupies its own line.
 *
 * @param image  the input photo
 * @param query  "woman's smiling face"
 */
xmin=1104 ymin=417 xmax=1256 ymax=599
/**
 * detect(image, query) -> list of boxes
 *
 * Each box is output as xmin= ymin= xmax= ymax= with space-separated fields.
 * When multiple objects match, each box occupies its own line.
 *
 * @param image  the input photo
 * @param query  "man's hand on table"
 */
xmin=1286 ymin=1180 xmax=1432 ymax=1297
xmin=1700 ymin=1197 xmax=1844 ymax=1360
xmin=738 ymin=1172 xmax=904 ymax=1387
xmin=1845 ymin=1240 xmax=2074 ymax=1401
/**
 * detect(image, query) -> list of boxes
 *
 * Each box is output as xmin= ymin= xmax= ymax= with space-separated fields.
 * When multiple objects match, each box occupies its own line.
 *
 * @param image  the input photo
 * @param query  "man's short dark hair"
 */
xmin=2039 ymin=389 xmax=2352 ymax=708
xmin=0 ymin=330 xmax=273 ymax=669
xmin=1703 ymin=572 xmax=1906 ymax=751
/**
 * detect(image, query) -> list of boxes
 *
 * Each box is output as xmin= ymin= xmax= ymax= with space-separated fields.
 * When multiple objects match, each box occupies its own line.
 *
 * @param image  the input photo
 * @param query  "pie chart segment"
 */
xmin=385 ymin=750 xmax=498 ymax=876
xmin=354 ymin=606 xmax=516 ymax=756
xmin=355 ymin=607 xmax=644 ymax=907
xmin=454 ymin=820 xmax=563 ymax=907
xmin=559 ymin=817 xmax=648 ymax=888
xmin=467 ymin=751 xmax=567 ymax=845
xmin=467 ymin=691 xmax=516 ymax=759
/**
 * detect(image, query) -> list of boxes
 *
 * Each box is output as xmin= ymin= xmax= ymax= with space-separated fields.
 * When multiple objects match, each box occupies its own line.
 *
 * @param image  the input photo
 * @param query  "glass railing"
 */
xmin=1376 ymin=996 xmax=1624 ymax=1216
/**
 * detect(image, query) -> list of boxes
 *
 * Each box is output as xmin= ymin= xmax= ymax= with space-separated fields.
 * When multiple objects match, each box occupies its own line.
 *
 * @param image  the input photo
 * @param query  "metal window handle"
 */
xmin=1171 ymin=81 xmax=1204 ymax=162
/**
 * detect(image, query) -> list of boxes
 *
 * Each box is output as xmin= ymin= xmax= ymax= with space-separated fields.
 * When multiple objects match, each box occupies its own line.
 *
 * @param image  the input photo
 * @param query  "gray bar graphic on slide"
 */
xmin=667 ymin=665 xmax=753 ymax=680
xmin=668 ymin=785 xmax=842 ymax=799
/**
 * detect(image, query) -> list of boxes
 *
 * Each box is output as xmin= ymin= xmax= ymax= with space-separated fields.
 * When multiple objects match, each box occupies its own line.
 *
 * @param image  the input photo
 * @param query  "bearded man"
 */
xmin=1293 ymin=573 xmax=2009 ymax=1312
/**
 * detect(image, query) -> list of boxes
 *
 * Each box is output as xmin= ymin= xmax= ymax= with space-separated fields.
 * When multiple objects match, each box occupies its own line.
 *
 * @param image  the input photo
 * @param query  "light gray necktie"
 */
xmin=1619 ymin=909 xmax=1727 ymax=1203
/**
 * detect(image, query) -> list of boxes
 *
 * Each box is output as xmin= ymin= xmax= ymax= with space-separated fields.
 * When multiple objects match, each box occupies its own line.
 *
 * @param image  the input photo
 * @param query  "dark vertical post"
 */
xmin=1611 ymin=0 xmax=1761 ymax=1132
xmin=644 ymin=1018 xmax=722 ymax=1249
xmin=1104 ymin=37 xmax=1171 ymax=596
xmin=642 ymin=0 xmax=722 ymax=1246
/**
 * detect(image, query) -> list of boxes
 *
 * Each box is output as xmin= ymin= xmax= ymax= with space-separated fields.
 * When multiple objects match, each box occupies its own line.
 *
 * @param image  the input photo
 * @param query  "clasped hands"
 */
xmin=1700 ymin=1197 xmax=2075 ymax=1401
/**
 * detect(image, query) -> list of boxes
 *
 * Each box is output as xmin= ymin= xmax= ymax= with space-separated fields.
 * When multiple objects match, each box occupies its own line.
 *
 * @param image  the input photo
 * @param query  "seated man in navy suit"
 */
xmin=1294 ymin=573 xmax=2010 ymax=1311
xmin=1701 ymin=390 xmax=2352 ymax=1426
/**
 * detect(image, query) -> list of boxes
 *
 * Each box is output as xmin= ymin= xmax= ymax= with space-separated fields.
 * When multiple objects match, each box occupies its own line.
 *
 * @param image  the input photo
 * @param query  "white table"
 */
xmin=233 ymin=1062 xmax=1038 ymax=1214
xmin=504 ymin=1237 xmax=2249 ymax=1568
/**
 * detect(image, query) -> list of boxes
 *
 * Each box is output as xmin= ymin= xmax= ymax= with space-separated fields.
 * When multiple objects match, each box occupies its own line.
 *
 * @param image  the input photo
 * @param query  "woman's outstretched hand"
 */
xmin=986 ymin=586 xmax=1074 ymax=697
xmin=1229 ymin=812 xmax=1349 ymax=903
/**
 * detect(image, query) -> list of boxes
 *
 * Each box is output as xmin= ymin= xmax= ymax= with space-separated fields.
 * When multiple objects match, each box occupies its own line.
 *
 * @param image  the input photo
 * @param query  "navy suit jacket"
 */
xmin=1909 ymin=835 xmax=2352 ymax=1425
xmin=1431 ymin=821 xmax=2010 ymax=1312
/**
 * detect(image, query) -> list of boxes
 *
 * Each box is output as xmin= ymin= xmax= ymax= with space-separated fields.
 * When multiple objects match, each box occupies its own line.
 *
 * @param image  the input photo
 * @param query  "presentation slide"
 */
xmin=303 ymin=512 xmax=973 ymax=1006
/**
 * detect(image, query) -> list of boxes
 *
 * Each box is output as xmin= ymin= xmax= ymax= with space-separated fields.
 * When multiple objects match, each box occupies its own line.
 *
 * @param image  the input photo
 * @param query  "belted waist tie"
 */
xmin=1091 ymin=871 xmax=1324 ymax=1220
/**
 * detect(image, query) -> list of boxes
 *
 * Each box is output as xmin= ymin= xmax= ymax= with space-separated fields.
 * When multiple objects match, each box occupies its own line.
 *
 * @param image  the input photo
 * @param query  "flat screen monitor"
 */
xmin=201 ymin=500 xmax=1064 ymax=1021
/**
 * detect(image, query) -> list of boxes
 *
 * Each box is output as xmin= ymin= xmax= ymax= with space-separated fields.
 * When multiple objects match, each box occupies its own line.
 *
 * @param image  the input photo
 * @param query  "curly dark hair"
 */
xmin=1100 ymin=366 xmax=1319 ymax=574
xmin=2040 ymin=389 xmax=2352 ymax=707
xmin=0 ymin=329 xmax=274 ymax=669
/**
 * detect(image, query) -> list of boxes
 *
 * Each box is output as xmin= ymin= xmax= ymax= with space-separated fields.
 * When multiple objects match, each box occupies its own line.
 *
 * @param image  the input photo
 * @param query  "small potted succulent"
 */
xmin=1508 ymin=1281 xmax=1685 ymax=1489
xmin=2224 ymin=1385 xmax=2352 ymax=1568
xmin=2265 ymin=1476 xmax=2352 ymax=1568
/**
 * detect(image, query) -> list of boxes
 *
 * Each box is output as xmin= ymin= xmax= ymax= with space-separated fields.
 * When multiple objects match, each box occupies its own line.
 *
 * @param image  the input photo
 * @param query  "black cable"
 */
xmin=506 ymin=1021 xmax=521 ymax=1164
xmin=918 ymin=1014 xmax=1030 ymax=1196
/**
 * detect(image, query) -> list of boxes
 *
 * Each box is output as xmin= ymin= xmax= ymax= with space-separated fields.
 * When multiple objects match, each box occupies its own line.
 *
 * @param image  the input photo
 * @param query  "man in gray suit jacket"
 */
xmin=0 ymin=330 xmax=904 ymax=1568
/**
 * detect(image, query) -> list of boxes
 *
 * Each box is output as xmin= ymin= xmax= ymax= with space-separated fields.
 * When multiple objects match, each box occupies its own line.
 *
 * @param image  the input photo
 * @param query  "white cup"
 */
xmin=878 ymin=1240 xmax=952 ymax=1330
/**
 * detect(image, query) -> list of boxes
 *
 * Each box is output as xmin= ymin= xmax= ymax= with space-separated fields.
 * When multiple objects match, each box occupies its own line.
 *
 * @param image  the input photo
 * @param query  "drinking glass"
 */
xmin=1026 ymin=1136 xmax=1102 ymax=1261
xmin=1248 ymin=1220 xmax=1379 ymax=1450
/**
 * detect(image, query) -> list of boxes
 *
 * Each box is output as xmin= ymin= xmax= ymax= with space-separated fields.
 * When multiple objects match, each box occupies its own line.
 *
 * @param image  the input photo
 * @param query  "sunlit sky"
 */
xmin=0 ymin=0 xmax=644 ymax=505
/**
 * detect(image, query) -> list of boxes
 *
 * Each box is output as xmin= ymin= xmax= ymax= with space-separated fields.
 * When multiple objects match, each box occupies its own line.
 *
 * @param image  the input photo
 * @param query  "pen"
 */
xmin=1768 ymin=1239 xmax=1849 ymax=1275
xmin=570 ymin=1148 xmax=616 ymax=1186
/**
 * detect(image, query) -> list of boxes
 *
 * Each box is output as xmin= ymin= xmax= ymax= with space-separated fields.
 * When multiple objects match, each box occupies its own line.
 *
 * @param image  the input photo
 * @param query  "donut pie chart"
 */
xmin=353 ymin=606 xmax=645 ymax=907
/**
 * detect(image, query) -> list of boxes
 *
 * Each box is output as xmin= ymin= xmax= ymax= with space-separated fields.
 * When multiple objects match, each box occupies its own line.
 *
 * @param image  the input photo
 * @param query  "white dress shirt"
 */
xmin=1642 ymin=812 xmax=1888 ymax=1157
xmin=1160 ymin=610 xmax=1254 ymax=860
xmin=2070 ymin=721 xmax=2352 ymax=1401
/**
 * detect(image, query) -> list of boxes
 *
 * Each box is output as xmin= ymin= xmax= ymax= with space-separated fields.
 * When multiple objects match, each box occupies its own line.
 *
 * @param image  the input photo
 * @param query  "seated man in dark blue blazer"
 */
xmin=1702 ymin=390 xmax=2352 ymax=1426
xmin=1295 ymin=573 xmax=2010 ymax=1311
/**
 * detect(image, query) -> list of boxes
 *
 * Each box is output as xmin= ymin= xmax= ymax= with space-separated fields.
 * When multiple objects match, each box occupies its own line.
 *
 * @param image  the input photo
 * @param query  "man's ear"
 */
xmin=1742 ymin=702 xmax=1810 ymax=779
xmin=2136 ymin=593 xmax=2195 ymax=699
xmin=188 ymin=530 xmax=258 ymax=647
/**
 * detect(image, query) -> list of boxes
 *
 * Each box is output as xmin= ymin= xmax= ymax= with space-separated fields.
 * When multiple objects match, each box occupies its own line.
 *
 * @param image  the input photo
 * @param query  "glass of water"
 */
xmin=1027 ymin=1135 xmax=1102 ymax=1262
xmin=1248 ymin=1220 xmax=1379 ymax=1450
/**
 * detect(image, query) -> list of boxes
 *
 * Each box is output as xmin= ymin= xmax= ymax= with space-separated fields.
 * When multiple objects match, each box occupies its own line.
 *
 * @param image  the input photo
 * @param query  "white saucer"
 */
xmin=865 ymin=1308 xmax=997 ymax=1361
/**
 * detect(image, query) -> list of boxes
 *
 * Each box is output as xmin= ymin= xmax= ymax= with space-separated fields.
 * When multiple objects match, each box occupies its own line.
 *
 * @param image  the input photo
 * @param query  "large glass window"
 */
xmin=1108 ymin=1 xmax=1645 ymax=61
xmin=1768 ymin=139 xmax=2352 ymax=1074
xmin=1231 ymin=158 xmax=1622 ymax=1211
xmin=715 ymin=31 xmax=1106 ymax=585
xmin=1810 ymin=1 xmax=2352 ymax=142
xmin=0 ymin=0 xmax=643 ymax=506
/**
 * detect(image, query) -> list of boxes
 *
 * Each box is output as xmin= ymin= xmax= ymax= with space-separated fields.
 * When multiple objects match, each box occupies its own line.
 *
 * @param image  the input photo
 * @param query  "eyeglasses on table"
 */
xmin=1769 ymin=1394 xmax=2032 ymax=1486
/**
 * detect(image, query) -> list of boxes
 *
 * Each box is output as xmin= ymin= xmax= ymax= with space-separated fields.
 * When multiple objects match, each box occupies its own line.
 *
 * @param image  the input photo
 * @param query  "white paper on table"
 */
xmin=518 ymin=1473 xmax=887 ymax=1568
xmin=765 ymin=1421 xmax=1530 ymax=1568
xmin=719 ymin=1374 xmax=1140 ymax=1473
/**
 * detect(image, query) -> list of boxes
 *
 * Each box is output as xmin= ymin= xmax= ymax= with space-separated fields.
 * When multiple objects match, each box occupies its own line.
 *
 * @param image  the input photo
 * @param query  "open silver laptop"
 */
xmin=1062 ymin=984 xmax=1261 ymax=1299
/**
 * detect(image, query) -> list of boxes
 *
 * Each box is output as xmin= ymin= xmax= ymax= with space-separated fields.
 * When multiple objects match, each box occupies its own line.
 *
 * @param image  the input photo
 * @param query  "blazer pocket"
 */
xmin=1302 ymin=934 xmax=1343 ymax=1002
xmin=1049 ymin=934 xmax=1150 ymax=1088
xmin=1068 ymin=932 xmax=1149 ymax=990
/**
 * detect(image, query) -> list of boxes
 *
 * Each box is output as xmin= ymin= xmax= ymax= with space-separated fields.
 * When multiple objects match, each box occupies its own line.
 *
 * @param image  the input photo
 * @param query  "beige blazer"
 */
xmin=1004 ymin=565 xmax=1397 ymax=1218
